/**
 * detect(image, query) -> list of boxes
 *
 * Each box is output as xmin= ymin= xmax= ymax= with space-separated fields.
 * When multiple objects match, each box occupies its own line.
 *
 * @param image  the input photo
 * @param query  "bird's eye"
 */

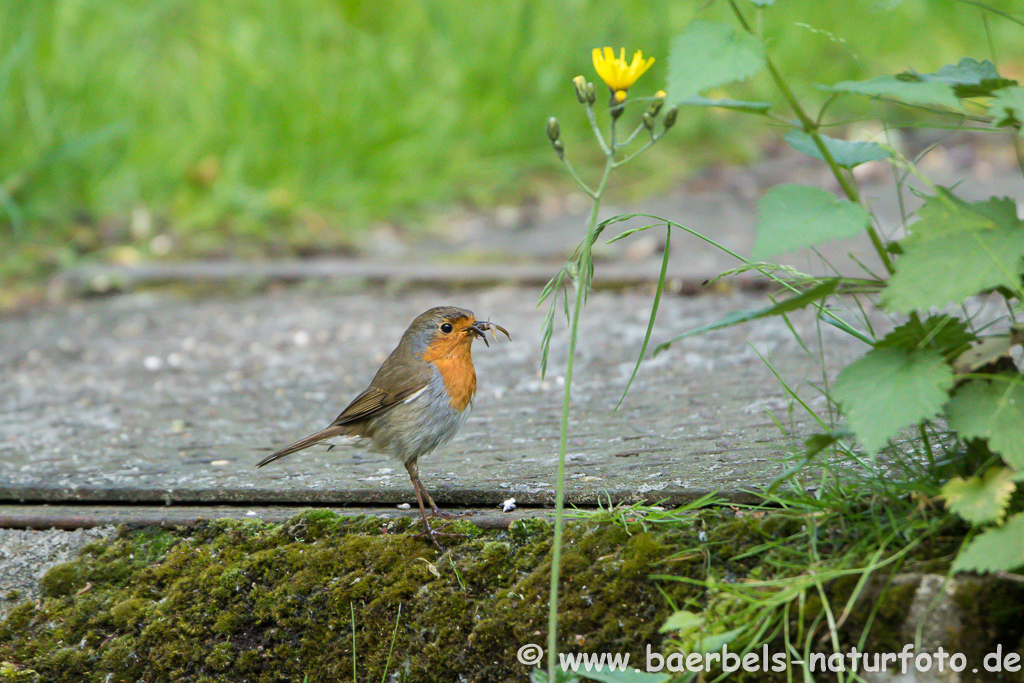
xmin=440 ymin=322 xmax=454 ymax=334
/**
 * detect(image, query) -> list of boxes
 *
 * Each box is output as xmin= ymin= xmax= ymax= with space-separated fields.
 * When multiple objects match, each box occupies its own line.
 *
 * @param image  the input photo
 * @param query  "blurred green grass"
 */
xmin=0 ymin=0 xmax=1019 ymax=284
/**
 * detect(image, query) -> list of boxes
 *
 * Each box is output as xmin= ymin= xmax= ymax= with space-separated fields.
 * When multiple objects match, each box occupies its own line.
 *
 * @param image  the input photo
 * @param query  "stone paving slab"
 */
xmin=2 ymin=286 xmax=883 ymax=509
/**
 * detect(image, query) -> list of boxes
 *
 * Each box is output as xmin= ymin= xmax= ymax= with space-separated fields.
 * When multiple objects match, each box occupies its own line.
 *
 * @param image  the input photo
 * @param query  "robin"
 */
xmin=257 ymin=306 xmax=509 ymax=546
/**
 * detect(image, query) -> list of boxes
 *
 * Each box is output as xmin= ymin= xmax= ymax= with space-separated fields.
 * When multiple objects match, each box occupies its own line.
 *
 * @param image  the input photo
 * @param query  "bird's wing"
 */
xmin=330 ymin=381 xmax=427 ymax=426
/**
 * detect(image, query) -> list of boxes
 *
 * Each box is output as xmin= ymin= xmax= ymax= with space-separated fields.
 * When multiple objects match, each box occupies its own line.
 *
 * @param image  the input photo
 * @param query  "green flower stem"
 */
xmin=726 ymin=0 xmax=895 ymax=277
xmin=613 ymin=133 xmax=663 ymax=168
xmin=584 ymin=105 xmax=612 ymax=157
xmin=546 ymin=120 xmax=616 ymax=683
xmin=616 ymin=121 xmax=647 ymax=148
xmin=559 ymin=157 xmax=597 ymax=198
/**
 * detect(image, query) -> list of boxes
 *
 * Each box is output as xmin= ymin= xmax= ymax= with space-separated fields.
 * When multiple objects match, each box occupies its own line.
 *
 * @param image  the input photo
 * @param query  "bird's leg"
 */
xmin=404 ymin=460 xmax=466 ymax=547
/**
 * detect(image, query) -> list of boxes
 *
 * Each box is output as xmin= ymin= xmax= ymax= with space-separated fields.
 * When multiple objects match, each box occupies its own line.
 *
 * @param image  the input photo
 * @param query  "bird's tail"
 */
xmin=256 ymin=425 xmax=347 ymax=468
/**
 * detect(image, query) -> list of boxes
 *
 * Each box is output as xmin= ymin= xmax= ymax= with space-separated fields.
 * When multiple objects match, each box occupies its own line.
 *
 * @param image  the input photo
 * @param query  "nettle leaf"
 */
xmin=678 ymin=96 xmax=771 ymax=113
xmin=988 ymin=85 xmax=1024 ymax=128
xmin=941 ymin=466 xmax=1017 ymax=525
xmin=832 ymin=347 xmax=954 ymax=454
xmin=952 ymin=511 xmax=1024 ymax=574
xmin=898 ymin=58 xmax=1016 ymax=99
xmin=875 ymin=315 xmax=975 ymax=361
xmin=883 ymin=192 xmax=1024 ymax=313
xmin=784 ymin=130 xmax=891 ymax=168
xmin=946 ymin=375 xmax=1024 ymax=469
xmin=824 ymin=76 xmax=961 ymax=110
xmin=752 ymin=184 xmax=870 ymax=260
xmin=667 ymin=21 xmax=766 ymax=102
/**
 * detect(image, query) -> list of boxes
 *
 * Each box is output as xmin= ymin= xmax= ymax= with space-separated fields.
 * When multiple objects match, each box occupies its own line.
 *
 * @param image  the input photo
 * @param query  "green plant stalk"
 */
xmin=546 ymin=131 xmax=615 ymax=683
xmin=726 ymin=0 xmax=895 ymax=277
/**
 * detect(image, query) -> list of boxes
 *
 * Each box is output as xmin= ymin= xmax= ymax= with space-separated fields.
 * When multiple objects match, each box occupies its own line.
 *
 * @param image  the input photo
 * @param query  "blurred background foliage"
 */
xmin=0 ymin=0 xmax=1020 ymax=283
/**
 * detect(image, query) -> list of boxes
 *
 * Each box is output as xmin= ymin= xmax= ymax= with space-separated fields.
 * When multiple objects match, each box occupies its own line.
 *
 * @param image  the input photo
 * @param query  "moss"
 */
xmin=0 ymin=508 xmax=1019 ymax=683
xmin=0 ymin=662 xmax=39 ymax=682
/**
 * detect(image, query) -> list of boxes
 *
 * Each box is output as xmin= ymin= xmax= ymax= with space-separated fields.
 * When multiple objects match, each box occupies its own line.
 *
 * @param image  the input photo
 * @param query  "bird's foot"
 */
xmin=416 ymin=521 xmax=468 ymax=550
xmin=429 ymin=507 xmax=473 ymax=520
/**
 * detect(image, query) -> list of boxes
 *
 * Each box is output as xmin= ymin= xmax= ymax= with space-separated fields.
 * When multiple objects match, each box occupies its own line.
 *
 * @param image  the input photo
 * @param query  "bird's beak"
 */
xmin=469 ymin=320 xmax=511 ymax=347
xmin=468 ymin=321 xmax=489 ymax=346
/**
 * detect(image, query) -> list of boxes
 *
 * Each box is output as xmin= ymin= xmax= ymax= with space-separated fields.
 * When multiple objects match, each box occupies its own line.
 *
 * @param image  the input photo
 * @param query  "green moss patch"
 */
xmin=0 ymin=509 xmax=1018 ymax=682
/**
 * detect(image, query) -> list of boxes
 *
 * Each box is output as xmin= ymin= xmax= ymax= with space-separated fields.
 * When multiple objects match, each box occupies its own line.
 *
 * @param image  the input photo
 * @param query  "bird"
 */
xmin=257 ymin=306 xmax=509 ymax=547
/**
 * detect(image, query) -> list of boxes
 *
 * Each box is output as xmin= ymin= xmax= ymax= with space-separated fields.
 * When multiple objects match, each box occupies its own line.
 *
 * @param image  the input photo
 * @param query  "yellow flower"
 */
xmin=592 ymin=47 xmax=655 ymax=95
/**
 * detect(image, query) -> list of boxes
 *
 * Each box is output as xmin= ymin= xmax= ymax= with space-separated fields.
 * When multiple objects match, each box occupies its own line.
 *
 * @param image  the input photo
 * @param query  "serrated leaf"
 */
xmin=784 ymin=130 xmax=891 ymax=168
xmin=752 ymin=184 xmax=870 ymax=260
xmin=660 ymin=609 xmax=703 ymax=633
xmin=883 ymin=191 xmax=1024 ymax=312
xmin=906 ymin=191 xmax=1018 ymax=243
xmin=667 ymin=21 xmax=766 ymax=101
xmin=898 ymin=58 xmax=1016 ymax=99
xmin=952 ymin=511 xmax=1024 ymax=574
xmin=875 ymin=315 xmax=975 ymax=361
xmin=946 ymin=376 xmax=1024 ymax=469
xmin=678 ymin=96 xmax=771 ymax=113
xmin=988 ymin=85 xmax=1024 ymax=128
xmin=824 ymin=76 xmax=961 ymax=110
xmin=832 ymin=347 xmax=954 ymax=453
xmin=655 ymin=279 xmax=839 ymax=350
xmin=941 ymin=467 xmax=1017 ymax=525
xmin=883 ymin=228 xmax=1024 ymax=311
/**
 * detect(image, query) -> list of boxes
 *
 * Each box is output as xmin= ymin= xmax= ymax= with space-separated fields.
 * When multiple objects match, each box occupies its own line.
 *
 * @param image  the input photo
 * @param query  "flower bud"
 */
xmin=663 ymin=106 xmax=678 ymax=131
xmin=585 ymin=82 xmax=596 ymax=104
xmin=552 ymin=139 xmax=565 ymax=160
xmin=547 ymin=117 xmax=561 ymax=143
xmin=572 ymin=76 xmax=587 ymax=103
xmin=646 ymin=93 xmax=665 ymax=118
xmin=642 ymin=112 xmax=654 ymax=130
xmin=610 ymin=90 xmax=627 ymax=119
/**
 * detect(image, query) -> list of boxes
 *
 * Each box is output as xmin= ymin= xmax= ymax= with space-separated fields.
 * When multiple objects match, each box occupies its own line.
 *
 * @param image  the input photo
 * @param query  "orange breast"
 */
xmin=422 ymin=334 xmax=477 ymax=412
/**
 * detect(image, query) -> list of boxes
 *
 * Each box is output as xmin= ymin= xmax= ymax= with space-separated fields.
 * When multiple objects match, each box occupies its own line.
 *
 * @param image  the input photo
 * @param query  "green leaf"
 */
xmin=952 ymin=511 xmax=1024 ymax=574
xmin=883 ymin=192 xmax=1024 ymax=312
xmin=946 ymin=375 xmax=1024 ymax=469
xmin=579 ymin=670 xmax=671 ymax=683
xmin=832 ymin=347 xmax=955 ymax=454
xmin=988 ymin=85 xmax=1024 ymax=128
xmin=898 ymin=58 xmax=1016 ymax=99
xmin=660 ymin=609 xmax=703 ymax=633
xmin=875 ymin=315 xmax=975 ymax=361
xmin=941 ymin=467 xmax=1017 ymax=525
xmin=824 ymin=76 xmax=961 ymax=110
xmin=752 ymin=184 xmax=870 ymax=260
xmin=907 ymin=191 xmax=1017 ymax=243
xmin=784 ymin=130 xmax=891 ymax=168
xmin=667 ymin=21 xmax=766 ymax=101
xmin=678 ymin=96 xmax=771 ymax=113
xmin=692 ymin=626 xmax=746 ymax=655
xmin=655 ymin=279 xmax=839 ymax=351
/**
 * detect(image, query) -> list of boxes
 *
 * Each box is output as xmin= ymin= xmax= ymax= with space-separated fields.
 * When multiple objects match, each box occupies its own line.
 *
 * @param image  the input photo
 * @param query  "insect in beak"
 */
xmin=469 ymin=320 xmax=511 ymax=347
